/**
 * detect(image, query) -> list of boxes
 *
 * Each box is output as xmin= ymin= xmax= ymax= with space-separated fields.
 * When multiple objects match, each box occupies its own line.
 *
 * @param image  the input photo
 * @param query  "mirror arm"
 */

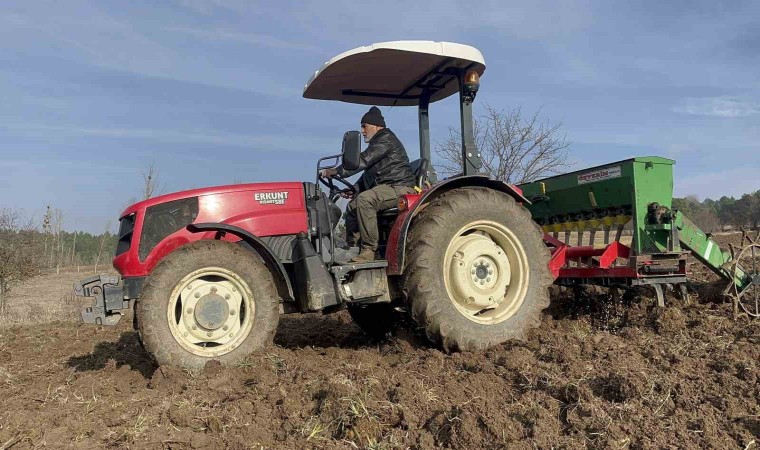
xmin=317 ymin=154 xmax=343 ymax=169
xmin=315 ymin=154 xmax=343 ymax=195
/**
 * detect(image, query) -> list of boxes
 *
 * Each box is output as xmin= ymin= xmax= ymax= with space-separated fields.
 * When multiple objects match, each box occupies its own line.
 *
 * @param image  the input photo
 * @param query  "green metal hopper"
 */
xmin=518 ymin=156 xmax=755 ymax=312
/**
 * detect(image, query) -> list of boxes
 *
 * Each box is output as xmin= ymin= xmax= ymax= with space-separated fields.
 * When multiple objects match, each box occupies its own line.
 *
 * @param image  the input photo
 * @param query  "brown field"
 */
xmin=0 ymin=234 xmax=757 ymax=449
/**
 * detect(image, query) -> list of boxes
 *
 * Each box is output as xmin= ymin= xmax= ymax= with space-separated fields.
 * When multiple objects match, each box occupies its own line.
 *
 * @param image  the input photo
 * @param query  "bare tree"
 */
xmin=94 ymin=220 xmax=112 ymax=274
xmin=693 ymin=209 xmax=721 ymax=233
xmin=0 ymin=209 xmax=40 ymax=313
xmin=42 ymin=205 xmax=52 ymax=256
xmin=142 ymin=162 xmax=163 ymax=200
xmin=70 ymin=230 xmax=77 ymax=267
xmin=48 ymin=208 xmax=64 ymax=273
xmin=435 ymin=104 xmax=572 ymax=183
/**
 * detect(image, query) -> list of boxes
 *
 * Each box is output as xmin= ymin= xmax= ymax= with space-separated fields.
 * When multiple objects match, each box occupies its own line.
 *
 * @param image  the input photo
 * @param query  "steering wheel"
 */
xmin=318 ymin=172 xmax=356 ymax=202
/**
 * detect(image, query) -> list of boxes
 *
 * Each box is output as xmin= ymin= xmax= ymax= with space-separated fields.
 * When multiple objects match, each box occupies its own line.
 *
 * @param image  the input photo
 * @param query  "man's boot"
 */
xmin=334 ymin=246 xmax=360 ymax=264
xmin=351 ymin=246 xmax=376 ymax=263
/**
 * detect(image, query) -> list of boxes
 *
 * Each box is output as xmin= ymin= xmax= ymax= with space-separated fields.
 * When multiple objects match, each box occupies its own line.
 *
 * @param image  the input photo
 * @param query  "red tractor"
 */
xmin=75 ymin=41 xmax=552 ymax=368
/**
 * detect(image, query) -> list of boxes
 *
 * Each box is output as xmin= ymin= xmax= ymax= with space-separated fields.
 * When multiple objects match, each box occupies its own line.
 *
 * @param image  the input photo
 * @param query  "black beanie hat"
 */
xmin=361 ymin=106 xmax=385 ymax=127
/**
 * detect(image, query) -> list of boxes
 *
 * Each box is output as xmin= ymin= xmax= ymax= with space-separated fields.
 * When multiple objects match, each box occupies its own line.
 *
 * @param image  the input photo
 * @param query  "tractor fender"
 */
xmin=386 ymin=175 xmax=531 ymax=275
xmin=186 ymin=223 xmax=295 ymax=302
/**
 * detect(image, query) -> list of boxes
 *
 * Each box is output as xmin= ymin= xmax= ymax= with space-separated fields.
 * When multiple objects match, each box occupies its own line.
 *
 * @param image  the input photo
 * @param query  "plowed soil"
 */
xmin=0 ymin=234 xmax=758 ymax=449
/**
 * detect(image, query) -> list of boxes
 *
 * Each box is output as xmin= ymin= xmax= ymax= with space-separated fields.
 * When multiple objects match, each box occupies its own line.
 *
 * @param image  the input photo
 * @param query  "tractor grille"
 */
xmin=115 ymin=213 xmax=135 ymax=257
xmin=138 ymin=197 xmax=199 ymax=261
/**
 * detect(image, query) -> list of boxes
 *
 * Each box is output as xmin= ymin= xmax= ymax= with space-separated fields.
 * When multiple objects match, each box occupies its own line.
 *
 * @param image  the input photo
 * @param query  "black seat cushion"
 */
xmin=376 ymin=158 xmax=430 ymax=217
xmin=378 ymin=207 xmax=399 ymax=217
xmin=409 ymin=158 xmax=431 ymax=188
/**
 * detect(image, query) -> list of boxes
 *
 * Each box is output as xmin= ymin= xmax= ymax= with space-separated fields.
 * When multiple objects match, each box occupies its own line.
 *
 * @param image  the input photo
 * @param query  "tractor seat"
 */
xmin=377 ymin=158 xmax=431 ymax=217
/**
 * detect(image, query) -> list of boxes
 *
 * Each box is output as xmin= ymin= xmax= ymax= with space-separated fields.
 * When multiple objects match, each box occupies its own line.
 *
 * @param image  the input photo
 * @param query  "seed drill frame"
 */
xmin=519 ymin=157 xmax=758 ymax=316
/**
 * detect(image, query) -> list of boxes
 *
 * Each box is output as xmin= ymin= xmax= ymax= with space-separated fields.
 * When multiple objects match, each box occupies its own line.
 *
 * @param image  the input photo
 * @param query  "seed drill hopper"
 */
xmin=518 ymin=156 xmax=759 ymax=317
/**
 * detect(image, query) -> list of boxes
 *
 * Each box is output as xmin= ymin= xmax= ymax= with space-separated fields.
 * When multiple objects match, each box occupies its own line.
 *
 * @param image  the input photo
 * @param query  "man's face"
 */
xmin=361 ymin=123 xmax=381 ymax=143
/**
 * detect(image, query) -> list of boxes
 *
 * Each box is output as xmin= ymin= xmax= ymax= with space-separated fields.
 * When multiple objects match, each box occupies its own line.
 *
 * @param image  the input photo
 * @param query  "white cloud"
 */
xmin=675 ymin=166 xmax=760 ymax=199
xmin=174 ymin=0 xmax=264 ymax=15
xmin=0 ymin=123 xmax=334 ymax=152
xmin=165 ymin=27 xmax=322 ymax=53
xmin=276 ymin=0 xmax=595 ymax=45
xmin=172 ymin=0 xmax=596 ymax=42
xmin=1 ymin=6 xmax=299 ymax=98
xmin=673 ymin=96 xmax=759 ymax=118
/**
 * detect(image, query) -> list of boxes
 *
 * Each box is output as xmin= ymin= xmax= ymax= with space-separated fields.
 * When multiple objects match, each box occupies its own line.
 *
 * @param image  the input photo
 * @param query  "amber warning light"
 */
xmin=463 ymin=70 xmax=480 ymax=100
xmin=398 ymin=196 xmax=409 ymax=211
xmin=464 ymin=70 xmax=480 ymax=86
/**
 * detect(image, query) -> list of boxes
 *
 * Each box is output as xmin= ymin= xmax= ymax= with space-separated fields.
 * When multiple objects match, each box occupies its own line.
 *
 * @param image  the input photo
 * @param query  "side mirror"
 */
xmin=341 ymin=130 xmax=362 ymax=171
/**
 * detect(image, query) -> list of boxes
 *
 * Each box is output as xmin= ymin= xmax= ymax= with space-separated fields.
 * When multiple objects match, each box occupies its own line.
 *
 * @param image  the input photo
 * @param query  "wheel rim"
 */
xmin=167 ymin=267 xmax=255 ymax=357
xmin=443 ymin=220 xmax=530 ymax=325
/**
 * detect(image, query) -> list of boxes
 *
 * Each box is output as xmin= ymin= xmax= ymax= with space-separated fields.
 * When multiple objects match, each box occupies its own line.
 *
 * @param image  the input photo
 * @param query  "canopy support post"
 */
xmin=458 ymin=70 xmax=481 ymax=176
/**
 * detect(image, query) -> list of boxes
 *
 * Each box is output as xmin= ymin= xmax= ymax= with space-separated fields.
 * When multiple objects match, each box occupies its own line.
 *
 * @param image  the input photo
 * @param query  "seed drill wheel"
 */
xmin=403 ymin=187 xmax=553 ymax=351
xmin=136 ymin=240 xmax=280 ymax=368
xmin=726 ymin=231 xmax=760 ymax=318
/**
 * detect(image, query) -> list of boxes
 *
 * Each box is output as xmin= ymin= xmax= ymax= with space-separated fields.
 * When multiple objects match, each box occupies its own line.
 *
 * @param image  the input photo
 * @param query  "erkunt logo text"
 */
xmin=255 ymin=191 xmax=289 ymax=205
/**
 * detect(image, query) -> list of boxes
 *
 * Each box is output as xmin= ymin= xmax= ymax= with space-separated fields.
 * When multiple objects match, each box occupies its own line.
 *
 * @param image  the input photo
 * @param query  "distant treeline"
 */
xmin=46 ymin=229 xmax=118 ymax=268
xmin=1 ymin=207 xmax=116 ymax=311
xmin=673 ymin=190 xmax=760 ymax=233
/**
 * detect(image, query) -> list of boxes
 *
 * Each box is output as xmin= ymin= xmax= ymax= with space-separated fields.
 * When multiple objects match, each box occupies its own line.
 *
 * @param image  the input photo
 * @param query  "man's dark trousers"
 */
xmin=345 ymin=185 xmax=416 ymax=251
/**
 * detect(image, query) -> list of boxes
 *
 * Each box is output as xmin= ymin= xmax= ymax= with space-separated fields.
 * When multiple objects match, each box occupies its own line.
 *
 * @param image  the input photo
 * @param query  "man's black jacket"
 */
xmin=336 ymin=128 xmax=415 ymax=190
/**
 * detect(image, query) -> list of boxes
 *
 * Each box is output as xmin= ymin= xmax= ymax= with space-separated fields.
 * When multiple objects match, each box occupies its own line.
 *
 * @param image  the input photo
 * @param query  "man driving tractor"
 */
xmin=320 ymin=106 xmax=416 ymax=262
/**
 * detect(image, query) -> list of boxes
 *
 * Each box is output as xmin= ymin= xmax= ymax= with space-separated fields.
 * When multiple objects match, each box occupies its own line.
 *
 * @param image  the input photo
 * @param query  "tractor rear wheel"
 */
xmin=403 ymin=187 xmax=552 ymax=351
xmin=136 ymin=240 xmax=280 ymax=368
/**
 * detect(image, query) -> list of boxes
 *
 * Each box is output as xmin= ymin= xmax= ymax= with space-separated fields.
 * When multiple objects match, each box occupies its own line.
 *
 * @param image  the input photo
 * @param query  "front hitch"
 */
xmin=74 ymin=275 xmax=132 ymax=325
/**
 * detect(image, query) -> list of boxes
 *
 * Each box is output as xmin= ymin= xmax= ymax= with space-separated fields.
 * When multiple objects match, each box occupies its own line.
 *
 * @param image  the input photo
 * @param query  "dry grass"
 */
xmin=0 ymin=267 xmax=108 ymax=326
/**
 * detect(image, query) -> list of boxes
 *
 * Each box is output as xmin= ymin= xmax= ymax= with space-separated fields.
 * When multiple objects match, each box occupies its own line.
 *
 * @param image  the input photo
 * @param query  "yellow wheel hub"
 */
xmin=167 ymin=267 xmax=255 ymax=357
xmin=443 ymin=221 xmax=530 ymax=325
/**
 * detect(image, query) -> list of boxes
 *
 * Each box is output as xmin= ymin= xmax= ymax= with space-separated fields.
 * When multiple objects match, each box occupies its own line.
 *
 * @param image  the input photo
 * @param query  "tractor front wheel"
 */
xmin=403 ymin=187 xmax=552 ymax=351
xmin=136 ymin=240 xmax=280 ymax=368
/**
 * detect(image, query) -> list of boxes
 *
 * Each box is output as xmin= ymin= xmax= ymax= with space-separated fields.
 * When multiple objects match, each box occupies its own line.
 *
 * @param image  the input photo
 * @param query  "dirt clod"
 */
xmin=653 ymin=307 xmax=688 ymax=335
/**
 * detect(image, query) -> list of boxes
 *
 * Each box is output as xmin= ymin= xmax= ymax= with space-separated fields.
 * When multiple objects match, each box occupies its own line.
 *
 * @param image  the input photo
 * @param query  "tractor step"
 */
xmin=331 ymin=260 xmax=391 ymax=303
xmin=333 ymin=246 xmax=360 ymax=264
xmin=331 ymin=260 xmax=388 ymax=278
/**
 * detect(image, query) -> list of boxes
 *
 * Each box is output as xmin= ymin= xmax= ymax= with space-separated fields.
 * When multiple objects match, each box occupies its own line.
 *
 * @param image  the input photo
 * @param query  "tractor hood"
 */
xmin=119 ymin=182 xmax=303 ymax=218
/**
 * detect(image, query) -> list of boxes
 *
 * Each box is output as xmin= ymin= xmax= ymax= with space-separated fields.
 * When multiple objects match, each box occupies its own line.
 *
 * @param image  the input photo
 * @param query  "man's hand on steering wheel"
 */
xmin=318 ymin=168 xmax=356 ymax=202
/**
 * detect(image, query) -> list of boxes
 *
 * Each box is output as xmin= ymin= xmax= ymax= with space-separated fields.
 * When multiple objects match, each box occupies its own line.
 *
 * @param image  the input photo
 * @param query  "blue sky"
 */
xmin=1 ymin=0 xmax=758 ymax=233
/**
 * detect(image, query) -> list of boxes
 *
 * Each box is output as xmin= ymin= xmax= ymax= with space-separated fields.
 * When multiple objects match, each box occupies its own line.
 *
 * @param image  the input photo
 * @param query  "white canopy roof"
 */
xmin=303 ymin=41 xmax=485 ymax=106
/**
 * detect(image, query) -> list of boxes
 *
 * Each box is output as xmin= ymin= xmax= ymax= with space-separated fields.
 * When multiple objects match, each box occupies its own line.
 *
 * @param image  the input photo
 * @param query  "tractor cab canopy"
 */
xmin=304 ymin=41 xmax=486 ymax=175
xmin=303 ymin=41 xmax=485 ymax=106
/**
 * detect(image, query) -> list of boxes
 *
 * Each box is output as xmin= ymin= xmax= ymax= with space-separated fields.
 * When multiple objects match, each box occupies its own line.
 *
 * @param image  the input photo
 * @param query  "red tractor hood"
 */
xmin=114 ymin=181 xmax=309 ymax=277
xmin=120 ymin=182 xmax=304 ymax=217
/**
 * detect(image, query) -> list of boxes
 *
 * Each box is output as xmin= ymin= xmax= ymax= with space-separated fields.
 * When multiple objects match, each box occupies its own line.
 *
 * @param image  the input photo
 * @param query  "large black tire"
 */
xmin=403 ymin=187 xmax=553 ymax=351
xmin=347 ymin=303 xmax=400 ymax=338
xmin=136 ymin=240 xmax=280 ymax=368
